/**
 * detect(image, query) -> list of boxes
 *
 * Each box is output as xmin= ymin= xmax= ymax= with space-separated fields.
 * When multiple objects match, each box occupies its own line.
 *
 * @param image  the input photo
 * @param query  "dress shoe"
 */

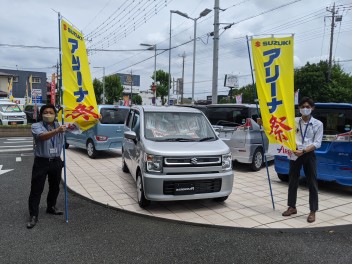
xmin=307 ymin=211 xmax=316 ymax=223
xmin=282 ymin=207 xmax=297 ymax=216
xmin=46 ymin=206 xmax=63 ymax=215
xmin=27 ymin=216 xmax=38 ymax=229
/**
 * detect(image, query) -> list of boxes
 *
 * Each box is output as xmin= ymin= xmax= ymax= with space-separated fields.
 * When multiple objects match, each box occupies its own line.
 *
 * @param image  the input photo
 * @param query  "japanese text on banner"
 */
xmin=60 ymin=19 xmax=99 ymax=133
xmin=251 ymin=36 xmax=296 ymax=157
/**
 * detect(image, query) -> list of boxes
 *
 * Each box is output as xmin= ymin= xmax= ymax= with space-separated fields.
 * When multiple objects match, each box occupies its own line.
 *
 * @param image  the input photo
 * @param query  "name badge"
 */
xmin=49 ymin=148 xmax=57 ymax=154
xmin=297 ymin=146 xmax=303 ymax=151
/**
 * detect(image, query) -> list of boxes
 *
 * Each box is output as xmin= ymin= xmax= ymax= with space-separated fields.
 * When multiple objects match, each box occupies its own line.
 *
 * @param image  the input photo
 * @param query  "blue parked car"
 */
xmin=65 ymin=105 xmax=129 ymax=158
xmin=274 ymin=103 xmax=352 ymax=186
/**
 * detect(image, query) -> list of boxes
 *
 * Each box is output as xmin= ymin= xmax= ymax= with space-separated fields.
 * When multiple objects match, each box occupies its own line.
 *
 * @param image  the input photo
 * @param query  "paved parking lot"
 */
xmin=65 ymin=147 xmax=352 ymax=229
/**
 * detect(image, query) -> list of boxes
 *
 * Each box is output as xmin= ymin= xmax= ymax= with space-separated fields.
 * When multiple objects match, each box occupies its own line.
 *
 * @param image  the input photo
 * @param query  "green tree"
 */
xmin=133 ymin=94 xmax=142 ymax=105
xmin=93 ymin=78 xmax=103 ymax=104
xmin=294 ymin=60 xmax=352 ymax=103
xmin=151 ymin=70 xmax=171 ymax=105
xmin=225 ymin=84 xmax=256 ymax=104
xmin=104 ymin=75 xmax=124 ymax=104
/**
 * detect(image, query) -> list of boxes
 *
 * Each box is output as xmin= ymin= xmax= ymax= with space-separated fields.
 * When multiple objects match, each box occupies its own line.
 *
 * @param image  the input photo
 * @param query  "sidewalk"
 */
xmin=65 ymin=147 xmax=352 ymax=229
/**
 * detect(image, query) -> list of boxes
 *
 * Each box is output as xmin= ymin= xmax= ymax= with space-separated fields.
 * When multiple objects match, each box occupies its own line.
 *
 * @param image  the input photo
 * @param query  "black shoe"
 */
xmin=46 ymin=206 xmax=63 ymax=215
xmin=27 ymin=216 xmax=38 ymax=229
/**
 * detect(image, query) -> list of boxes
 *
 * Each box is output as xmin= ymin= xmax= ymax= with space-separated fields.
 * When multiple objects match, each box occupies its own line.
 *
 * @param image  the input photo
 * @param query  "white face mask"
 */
xmin=300 ymin=108 xmax=312 ymax=116
xmin=42 ymin=114 xmax=55 ymax=123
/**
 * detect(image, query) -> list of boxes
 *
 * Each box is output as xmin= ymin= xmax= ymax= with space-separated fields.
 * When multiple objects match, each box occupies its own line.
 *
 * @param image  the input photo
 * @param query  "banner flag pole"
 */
xmin=58 ymin=12 xmax=69 ymax=223
xmin=246 ymin=35 xmax=275 ymax=210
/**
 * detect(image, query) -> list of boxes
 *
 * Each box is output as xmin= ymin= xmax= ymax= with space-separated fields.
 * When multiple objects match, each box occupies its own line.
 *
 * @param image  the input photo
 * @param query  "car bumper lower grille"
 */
xmin=163 ymin=179 xmax=222 ymax=195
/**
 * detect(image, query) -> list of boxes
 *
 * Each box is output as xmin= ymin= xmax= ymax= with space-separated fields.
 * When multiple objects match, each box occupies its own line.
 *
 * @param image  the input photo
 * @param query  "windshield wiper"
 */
xmin=160 ymin=138 xmax=196 ymax=142
xmin=198 ymin=137 xmax=216 ymax=142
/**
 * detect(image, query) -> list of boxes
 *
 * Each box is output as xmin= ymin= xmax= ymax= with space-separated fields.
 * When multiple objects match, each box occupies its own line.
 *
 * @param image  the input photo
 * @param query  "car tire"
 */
xmin=122 ymin=151 xmax=129 ymax=173
xmin=86 ymin=139 xmax=97 ymax=159
xmin=136 ymin=171 xmax=150 ymax=208
xmin=214 ymin=196 xmax=228 ymax=202
xmin=0 ymin=120 xmax=2 ymax=125
xmin=250 ymin=148 xmax=263 ymax=171
xmin=278 ymin=173 xmax=289 ymax=182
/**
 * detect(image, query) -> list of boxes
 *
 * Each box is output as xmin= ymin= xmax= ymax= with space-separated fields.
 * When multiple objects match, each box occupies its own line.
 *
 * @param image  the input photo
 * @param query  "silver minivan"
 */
xmin=206 ymin=104 xmax=273 ymax=171
xmin=122 ymin=106 xmax=234 ymax=208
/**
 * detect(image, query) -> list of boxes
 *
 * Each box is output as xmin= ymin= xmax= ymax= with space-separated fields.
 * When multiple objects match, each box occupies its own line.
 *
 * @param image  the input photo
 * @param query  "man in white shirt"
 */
xmin=282 ymin=97 xmax=323 ymax=223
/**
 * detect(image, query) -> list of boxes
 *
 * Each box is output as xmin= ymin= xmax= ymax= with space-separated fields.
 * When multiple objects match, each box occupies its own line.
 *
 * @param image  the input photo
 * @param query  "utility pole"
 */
xmin=327 ymin=2 xmax=337 ymax=81
xmin=212 ymin=0 xmax=220 ymax=104
xmin=180 ymin=52 xmax=186 ymax=104
xmin=130 ymin=69 xmax=133 ymax=106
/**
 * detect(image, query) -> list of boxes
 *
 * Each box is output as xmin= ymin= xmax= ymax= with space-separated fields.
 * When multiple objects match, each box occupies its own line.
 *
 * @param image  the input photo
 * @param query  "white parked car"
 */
xmin=0 ymin=99 xmax=27 ymax=125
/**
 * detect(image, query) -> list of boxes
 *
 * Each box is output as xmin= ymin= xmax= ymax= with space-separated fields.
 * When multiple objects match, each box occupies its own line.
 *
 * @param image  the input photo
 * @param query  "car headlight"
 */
xmin=3 ymin=116 xmax=8 ymax=120
xmin=222 ymin=153 xmax=232 ymax=171
xmin=145 ymin=153 xmax=163 ymax=173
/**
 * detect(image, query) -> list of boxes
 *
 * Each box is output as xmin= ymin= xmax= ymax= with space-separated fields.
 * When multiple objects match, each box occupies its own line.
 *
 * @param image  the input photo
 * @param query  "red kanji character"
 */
xmin=65 ymin=104 xmax=100 ymax=121
xmin=269 ymin=115 xmax=292 ymax=143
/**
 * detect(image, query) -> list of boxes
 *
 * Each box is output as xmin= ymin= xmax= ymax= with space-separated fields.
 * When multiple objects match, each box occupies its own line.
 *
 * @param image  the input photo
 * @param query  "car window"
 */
xmin=100 ymin=108 xmax=129 ymax=124
xmin=131 ymin=111 xmax=140 ymax=140
xmin=207 ymin=107 xmax=250 ymax=126
xmin=144 ymin=112 xmax=215 ymax=141
xmin=0 ymin=104 xmax=22 ymax=113
xmin=126 ymin=110 xmax=134 ymax=128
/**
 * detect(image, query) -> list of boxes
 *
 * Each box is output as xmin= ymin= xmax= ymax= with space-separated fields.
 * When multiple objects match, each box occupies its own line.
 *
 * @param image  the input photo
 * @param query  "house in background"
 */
xmin=0 ymin=69 xmax=46 ymax=102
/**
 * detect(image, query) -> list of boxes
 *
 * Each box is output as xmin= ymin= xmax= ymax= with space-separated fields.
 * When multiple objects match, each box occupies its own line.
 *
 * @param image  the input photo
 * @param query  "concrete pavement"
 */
xmin=65 ymin=146 xmax=352 ymax=229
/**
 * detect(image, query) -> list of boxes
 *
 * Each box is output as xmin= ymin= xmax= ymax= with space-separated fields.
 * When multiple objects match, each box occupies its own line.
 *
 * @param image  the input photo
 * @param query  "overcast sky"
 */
xmin=0 ymin=0 xmax=351 ymax=100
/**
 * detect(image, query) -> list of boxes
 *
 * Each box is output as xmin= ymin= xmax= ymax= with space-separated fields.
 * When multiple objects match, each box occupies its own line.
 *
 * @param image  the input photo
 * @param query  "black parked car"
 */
xmin=24 ymin=103 xmax=44 ymax=123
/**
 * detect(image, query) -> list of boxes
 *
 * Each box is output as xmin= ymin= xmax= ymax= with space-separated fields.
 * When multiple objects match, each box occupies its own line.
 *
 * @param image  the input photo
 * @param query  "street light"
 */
xmin=169 ymin=10 xmax=188 ymax=106
xmin=93 ymin=66 xmax=105 ymax=104
xmin=140 ymin=43 xmax=157 ymax=105
xmin=168 ymin=8 xmax=212 ymax=105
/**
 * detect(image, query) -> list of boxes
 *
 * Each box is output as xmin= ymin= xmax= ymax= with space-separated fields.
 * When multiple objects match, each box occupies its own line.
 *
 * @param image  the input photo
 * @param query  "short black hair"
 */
xmin=298 ymin=97 xmax=315 ymax=107
xmin=39 ymin=103 xmax=57 ymax=116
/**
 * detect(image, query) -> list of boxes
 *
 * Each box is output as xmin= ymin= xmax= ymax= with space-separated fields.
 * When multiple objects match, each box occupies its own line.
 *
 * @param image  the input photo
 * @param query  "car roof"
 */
xmin=98 ymin=105 xmax=129 ymax=109
xmin=207 ymin=103 xmax=258 ymax=108
xmin=135 ymin=105 xmax=202 ymax=113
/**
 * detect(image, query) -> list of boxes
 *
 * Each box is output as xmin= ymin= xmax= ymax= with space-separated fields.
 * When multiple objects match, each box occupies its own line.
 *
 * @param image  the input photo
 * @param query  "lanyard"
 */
xmin=299 ymin=117 xmax=311 ymax=143
xmin=44 ymin=122 xmax=56 ymax=148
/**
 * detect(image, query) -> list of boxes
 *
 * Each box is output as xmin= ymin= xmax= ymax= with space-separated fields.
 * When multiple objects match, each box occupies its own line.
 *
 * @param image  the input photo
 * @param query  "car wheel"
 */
xmin=251 ymin=148 xmax=263 ymax=171
xmin=136 ymin=171 xmax=150 ymax=208
xmin=0 ymin=120 xmax=2 ymax=125
xmin=86 ymin=140 xmax=97 ymax=159
xmin=121 ymin=151 xmax=129 ymax=173
xmin=214 ymin=196 xmax=228 ymax=202
xmin=278 ymin=173 xmax=289 ymax=182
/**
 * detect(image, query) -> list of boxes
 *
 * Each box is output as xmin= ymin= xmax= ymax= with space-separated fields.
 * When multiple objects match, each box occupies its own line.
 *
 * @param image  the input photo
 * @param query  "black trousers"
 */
xmin=288 ymin=151 xmax=318 ymax=212
xmin=28 ymin=157 xmax=63 ymax=217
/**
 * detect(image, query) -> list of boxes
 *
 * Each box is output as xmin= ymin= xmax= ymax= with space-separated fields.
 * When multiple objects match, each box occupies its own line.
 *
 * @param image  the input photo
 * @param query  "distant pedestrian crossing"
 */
xmin=0 ymin=137 xmax=33 ymax=153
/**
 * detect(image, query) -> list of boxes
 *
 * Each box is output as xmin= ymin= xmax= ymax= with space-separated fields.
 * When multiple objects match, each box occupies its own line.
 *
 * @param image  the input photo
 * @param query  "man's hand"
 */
xmin=293 ymin=150 xmax=304 ymax=157
xmin=55 ymin=125 xmax=66 ymax=134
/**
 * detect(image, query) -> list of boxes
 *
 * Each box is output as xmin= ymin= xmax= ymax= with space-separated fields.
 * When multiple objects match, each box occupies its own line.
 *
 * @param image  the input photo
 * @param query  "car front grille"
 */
xmin=163 ymin=179 xmax=222 ymax=195
xmin=164 ymin=156 xmax=221 ymax=167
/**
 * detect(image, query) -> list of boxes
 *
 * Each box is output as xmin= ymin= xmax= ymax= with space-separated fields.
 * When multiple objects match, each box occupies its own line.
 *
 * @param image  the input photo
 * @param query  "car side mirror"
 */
xmin=124 ymin=130 xmax=137 ymax=140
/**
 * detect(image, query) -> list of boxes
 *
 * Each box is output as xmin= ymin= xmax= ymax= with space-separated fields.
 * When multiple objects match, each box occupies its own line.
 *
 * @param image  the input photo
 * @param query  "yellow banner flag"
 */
xmin=251 ymin=36 xmax=296 ymax=157
xmin=60 ymin=19 xmax=99 ymax=133
xmin=7 ymin=77 xmax=14 ymax=101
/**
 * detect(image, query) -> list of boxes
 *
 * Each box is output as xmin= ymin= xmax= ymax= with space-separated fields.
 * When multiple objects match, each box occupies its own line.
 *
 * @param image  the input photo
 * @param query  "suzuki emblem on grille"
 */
xmin=190 ymin=158 xmax=198 ymax=165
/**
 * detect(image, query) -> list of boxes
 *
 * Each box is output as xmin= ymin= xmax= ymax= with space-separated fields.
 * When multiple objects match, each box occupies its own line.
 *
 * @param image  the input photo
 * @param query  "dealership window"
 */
xmin=31 ymin=77 xmax=41 ymax=83
xmin=9 ymin=76 xmax=18 ymax=82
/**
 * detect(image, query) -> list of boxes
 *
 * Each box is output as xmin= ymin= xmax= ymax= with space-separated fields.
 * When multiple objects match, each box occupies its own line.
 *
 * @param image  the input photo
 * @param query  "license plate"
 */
xmin=11 ymin=122 xmax=17 ymax=125
xmin=174 ymin=182 xmax=195 ymax=195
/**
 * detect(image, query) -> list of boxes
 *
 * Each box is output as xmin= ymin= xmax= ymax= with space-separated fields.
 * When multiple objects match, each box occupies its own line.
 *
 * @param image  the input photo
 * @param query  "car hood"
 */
xmin=142 ymin=138 xmax=230 ymax=156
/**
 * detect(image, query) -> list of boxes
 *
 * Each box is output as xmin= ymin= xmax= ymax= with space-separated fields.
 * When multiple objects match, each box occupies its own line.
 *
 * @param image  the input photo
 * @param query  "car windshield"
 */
xmin=0 ymin=104 xmax=22 ymax=113
xmin=100 ymin=108 xmax=129 ymax=124
xmin=207 ymin=107 xmax=249 ymax=127
xmin=144 ymin=112 xmax=216 ymax=141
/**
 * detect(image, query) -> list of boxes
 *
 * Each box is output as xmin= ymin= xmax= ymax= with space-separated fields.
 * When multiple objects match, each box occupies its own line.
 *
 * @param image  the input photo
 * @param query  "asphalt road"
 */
xmin=1 ymin=140 xmax=352 ymax=264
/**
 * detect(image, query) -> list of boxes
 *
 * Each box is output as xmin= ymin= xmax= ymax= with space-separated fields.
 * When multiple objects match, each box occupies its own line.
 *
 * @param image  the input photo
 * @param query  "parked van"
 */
xmin=65 ymin=105 xmax=129 ymax=158
xmin=122 ymin=106 xmax=234 ymax=208
xmin=0 ymin=99 xmax=27 ymax=125
xmin=205 ymin=104 xmax=273 ymax=171
xmin=275 ymin=103 xmax=352 ymax=186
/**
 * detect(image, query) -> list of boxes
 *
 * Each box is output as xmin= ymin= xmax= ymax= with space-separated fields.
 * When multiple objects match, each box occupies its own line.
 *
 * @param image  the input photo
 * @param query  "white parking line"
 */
xmin=4 ymin=141 xmax=33 ymax=143
xmin=0 ymin=148 xmax=33 ymax=152
xmin=16 ymin=157 xmax=22 ymax=162
xmin=0 ymin=145 xmax=33 ymax=148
